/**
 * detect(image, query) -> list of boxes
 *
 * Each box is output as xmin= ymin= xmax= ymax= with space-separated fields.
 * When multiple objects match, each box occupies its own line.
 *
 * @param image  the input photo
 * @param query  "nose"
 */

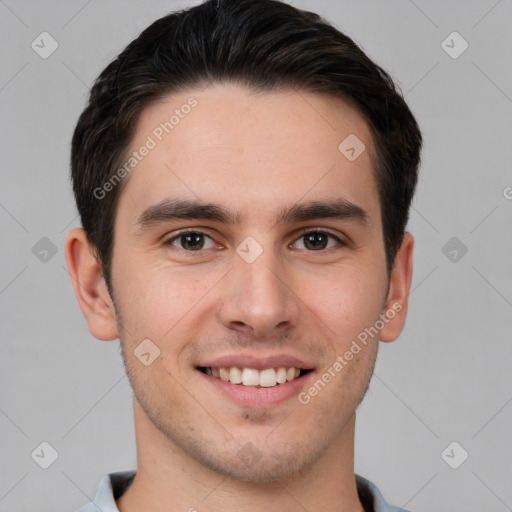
xmin=217 ymin=249 xmax=300 ymax=338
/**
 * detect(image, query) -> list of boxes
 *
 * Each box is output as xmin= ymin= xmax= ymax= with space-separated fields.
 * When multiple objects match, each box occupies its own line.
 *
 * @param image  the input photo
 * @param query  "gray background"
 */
xmin=1 ymin=0 xmax=511 ymax=511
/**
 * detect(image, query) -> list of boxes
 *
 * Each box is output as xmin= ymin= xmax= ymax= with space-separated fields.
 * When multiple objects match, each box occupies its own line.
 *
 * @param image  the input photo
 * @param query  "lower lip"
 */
xmin=197 ymin=370 xmax=313 ymax=408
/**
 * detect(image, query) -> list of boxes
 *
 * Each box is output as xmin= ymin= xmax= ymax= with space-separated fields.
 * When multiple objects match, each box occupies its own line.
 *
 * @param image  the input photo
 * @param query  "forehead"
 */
xmin=117 ymin=83 xmax=380 ymax=225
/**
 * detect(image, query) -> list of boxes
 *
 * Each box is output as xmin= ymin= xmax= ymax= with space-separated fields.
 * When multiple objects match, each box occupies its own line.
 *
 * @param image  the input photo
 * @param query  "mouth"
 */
xmin=197 ymin=366 xmax=313 ymax=388
xmin=195 ymin=355 xmax=316 ymax=407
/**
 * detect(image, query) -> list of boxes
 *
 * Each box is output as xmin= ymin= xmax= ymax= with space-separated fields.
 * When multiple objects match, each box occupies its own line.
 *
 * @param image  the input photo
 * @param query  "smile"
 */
xmin=198 ymin=366 xmax=311 ymax=388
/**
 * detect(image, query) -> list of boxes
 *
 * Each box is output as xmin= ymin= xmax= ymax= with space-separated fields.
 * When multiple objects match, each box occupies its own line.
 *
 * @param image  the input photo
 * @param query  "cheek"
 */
xmin=114 ymin=264 xmax=212 ymax=400
xmin=300 ymin=263 xmax=387 ymax=344
xmin=115 ymin=258 xmax=218 ymax=339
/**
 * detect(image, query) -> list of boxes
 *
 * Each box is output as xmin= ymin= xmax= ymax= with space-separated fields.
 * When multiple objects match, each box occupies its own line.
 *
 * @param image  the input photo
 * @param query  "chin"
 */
xmin=188 ymin=433 xmax=332 ymax=484
xmin=200 ymin=450 xmax=311 ymax=483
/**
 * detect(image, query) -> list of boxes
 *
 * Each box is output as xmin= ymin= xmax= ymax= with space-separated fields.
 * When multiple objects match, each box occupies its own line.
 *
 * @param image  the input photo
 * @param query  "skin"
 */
xmin=66 ymin=83 xmax=414 ymax=512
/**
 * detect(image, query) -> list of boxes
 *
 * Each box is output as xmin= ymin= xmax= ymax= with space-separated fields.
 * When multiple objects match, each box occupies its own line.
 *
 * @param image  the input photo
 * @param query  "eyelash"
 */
xmin=163 ymin=228 xmax=346 ymax=252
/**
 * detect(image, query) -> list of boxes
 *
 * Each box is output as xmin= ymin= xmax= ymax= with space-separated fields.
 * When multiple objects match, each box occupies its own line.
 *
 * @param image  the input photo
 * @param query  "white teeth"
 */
xmin=276 ymin=367 xmax=287 ymax=384
xmin=204 ymin=366 xmax=305 ymax=387
xmin=219 ymin=367 xmax=230 ymax=382
xmin=259 ymin=368 xmax=277 ymax=387
xmin=230 ymin=367 xmax=242 ymax=384
xmin=242 ymin=368 xmax=259 ymax=386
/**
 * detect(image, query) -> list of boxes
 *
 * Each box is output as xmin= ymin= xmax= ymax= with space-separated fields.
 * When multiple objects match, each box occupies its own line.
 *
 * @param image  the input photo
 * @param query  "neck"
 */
xmin=117 ymin=399 xmax=365 ymax=512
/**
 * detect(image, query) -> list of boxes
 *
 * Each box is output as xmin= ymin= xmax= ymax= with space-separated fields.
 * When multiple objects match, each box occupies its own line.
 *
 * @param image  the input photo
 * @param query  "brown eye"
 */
xmin=167 ymin=232 xmax=215 ymax=251
xmin=303 ymin=232 xmax=329 ymax=250
xmin=292 ymin=230 xmax=341 ymax=251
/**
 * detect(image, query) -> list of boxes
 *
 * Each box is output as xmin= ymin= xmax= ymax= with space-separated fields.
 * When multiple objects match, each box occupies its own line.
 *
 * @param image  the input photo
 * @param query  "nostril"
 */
xmin=228 ymin=320 xmax=253 ymax=332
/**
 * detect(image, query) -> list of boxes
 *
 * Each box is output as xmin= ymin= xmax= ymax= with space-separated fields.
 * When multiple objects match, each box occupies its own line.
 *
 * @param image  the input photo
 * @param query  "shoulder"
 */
xmin=356 ymin=474 xmax=411 ymax=512
xmin=74 ymin=471 xmax=136 ymax=512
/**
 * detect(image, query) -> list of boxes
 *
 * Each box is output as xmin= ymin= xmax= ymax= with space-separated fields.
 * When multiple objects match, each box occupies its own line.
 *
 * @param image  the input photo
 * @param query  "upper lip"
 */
xmin=198 ymin=354 xmax=315 ymax=371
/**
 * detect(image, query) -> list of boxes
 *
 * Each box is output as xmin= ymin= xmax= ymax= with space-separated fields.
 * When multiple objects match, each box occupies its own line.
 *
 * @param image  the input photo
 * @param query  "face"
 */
xmin=107 ymin=84 xmax=398 ymax=481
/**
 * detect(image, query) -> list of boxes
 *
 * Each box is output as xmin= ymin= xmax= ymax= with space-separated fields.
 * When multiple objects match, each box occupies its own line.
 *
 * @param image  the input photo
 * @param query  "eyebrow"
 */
xmin=135 ymin=197 xmax=369 ymax=231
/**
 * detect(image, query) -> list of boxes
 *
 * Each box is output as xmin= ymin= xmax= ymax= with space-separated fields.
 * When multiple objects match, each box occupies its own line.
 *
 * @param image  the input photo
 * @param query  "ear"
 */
xmin=379 ymin=232 xmax=414 ymax=343
xmin=64 ymin=228 xmax=119 ymax=341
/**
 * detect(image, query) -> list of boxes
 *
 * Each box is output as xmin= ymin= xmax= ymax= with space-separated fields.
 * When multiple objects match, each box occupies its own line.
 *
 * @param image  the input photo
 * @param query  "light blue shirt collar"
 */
xmin=76 ymin=471 xmax=410 ymax=512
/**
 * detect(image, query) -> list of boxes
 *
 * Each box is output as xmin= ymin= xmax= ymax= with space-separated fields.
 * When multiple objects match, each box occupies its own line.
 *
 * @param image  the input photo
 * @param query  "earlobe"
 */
xmin=379 ymin=232 xmax=414 ymax=343
xmin=64 ymin=228 xmax=119 ymax=341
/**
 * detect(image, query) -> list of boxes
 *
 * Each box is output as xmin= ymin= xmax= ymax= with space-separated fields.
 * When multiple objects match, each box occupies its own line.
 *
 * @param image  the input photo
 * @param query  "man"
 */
xmin=65 ymin=0 xmax=421 ymax=510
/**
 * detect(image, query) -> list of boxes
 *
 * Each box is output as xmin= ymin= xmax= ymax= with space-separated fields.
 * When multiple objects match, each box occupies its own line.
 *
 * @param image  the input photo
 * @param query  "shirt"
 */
xmin=75 ymin=471 xmax=410 ymax=512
